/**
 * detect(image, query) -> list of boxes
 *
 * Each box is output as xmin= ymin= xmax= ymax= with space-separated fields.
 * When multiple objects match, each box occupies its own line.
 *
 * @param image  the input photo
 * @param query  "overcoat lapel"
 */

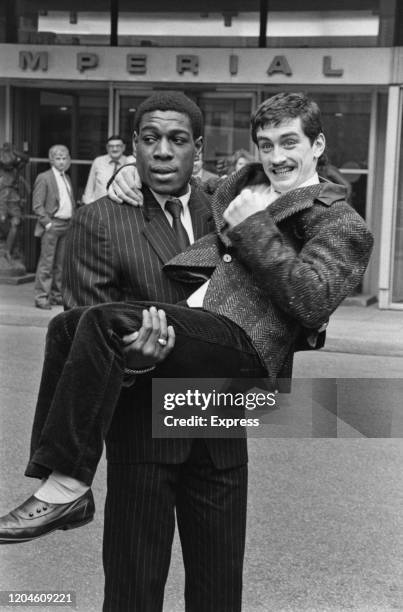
xmin=188 ymin=184 xmax=212 ymax=240
xmin=268 ymin=184 xmax=323 ymax=223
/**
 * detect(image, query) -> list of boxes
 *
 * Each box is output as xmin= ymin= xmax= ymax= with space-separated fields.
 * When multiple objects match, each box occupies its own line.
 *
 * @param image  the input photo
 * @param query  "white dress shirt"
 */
xmin=82 ymin=154 xmax=128 ymax=204
xmin=52 ymin=167 xmax=73 ymax=220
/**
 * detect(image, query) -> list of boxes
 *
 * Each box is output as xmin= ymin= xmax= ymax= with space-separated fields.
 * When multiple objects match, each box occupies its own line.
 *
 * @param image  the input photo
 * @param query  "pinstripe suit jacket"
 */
xmin=62 ymin=184 xmax=250 ymax=469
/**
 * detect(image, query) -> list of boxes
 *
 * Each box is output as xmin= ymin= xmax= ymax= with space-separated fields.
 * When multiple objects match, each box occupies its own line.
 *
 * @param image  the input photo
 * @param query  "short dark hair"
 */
xmin=251 ymin=92 xmax=323 ymax=145
xmin=107 ymin=135 xmax=124 ymax=144
xmin=134 ymin=91 xmax=203 ymax=140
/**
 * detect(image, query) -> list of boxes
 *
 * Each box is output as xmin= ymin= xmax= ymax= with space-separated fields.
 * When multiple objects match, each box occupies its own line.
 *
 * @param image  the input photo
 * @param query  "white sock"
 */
xmin=35 ymin=471 xmax=89 ymax=504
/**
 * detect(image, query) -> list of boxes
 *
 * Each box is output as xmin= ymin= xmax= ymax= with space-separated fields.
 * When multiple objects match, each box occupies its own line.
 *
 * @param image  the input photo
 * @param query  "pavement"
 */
xmin=1 ymin=282 xmax=403 ymax=357
xmin=0 ymin=283 xmax=402 ymax=612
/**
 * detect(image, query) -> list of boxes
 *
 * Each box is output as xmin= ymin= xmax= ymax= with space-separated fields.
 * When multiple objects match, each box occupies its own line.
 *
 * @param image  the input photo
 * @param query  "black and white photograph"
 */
xmin=0 ymin=2 xmax=403 ymax=611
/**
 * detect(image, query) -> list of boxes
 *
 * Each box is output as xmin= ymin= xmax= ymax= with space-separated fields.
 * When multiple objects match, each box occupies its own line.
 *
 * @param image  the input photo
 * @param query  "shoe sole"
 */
xmin=0 ymin=515 xmax=94 ymax=544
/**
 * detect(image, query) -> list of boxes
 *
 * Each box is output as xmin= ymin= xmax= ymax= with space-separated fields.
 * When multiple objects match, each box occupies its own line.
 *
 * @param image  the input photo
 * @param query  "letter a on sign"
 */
xmin=267 ymin=56 xmax=292 ymax=76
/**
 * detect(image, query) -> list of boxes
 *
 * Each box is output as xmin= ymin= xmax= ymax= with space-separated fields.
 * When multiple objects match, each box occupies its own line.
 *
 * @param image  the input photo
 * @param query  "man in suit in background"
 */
xmin=62 ymin=92 xmax=247 ymax=612
xmin=33 ymin=144 xmax=75 ymax=310
xmin=81 ymin=134 xmax=129 ymax=204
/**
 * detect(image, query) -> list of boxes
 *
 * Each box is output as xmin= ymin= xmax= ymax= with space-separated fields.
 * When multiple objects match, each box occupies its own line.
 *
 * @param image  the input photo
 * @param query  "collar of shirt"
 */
xmin=52 ymin=166 xmax=70 ymax=189
xmin=150 ymin=185 xmax=191 ymax=210
xmin=108 ymin=156 xmax=124 ymax=166
xmin=52 ymin=166 xmax=64 ymax=178
xmin=150 ymin=185 xmax=194 ymax=244
xmin=269 ymin=172 xmax=320 ymax=196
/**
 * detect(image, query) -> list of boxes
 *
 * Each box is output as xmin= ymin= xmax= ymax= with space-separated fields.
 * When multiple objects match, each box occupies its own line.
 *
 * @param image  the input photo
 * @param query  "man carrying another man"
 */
xmin=0 ymin=91 xmax=372 ymax=612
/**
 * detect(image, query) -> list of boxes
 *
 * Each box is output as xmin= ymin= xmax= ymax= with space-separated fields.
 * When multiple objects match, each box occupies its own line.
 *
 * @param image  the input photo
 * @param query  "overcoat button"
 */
xmin=223 ymin=253 xmax=232 ymax=263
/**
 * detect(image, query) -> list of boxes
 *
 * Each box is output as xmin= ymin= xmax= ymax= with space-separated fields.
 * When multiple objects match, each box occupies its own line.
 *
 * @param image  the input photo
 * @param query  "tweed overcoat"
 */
xmin=164 ymin=164 xmax=374 ymax=385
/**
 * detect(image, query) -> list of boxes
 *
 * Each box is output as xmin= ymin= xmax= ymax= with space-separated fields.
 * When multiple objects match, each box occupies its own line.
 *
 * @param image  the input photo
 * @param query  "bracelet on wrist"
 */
xmin=124 ymin=365 xmax=156 ymax=375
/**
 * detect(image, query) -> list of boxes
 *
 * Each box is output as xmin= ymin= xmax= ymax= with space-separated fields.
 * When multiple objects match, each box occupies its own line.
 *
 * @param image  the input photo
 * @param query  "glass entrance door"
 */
xmin=11 ymin=86 xmax=109 ymax=270
xmin=197 ymin=95 xmax=255 ymax=173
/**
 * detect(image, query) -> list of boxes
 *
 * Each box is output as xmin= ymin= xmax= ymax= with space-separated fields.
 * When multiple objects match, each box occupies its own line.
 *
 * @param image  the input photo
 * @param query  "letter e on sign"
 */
xmin=177 ymin=55 xmax=199 ymax=75
xmin=127 ymin=55 xmax=147 ymax=74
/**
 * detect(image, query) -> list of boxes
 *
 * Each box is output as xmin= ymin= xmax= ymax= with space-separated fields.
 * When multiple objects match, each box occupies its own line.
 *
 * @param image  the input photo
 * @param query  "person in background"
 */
xmin=81 ymin=135 xmax=129 ymax=204
xmin=192 ymin=150 xmax=221 ymax=194
xmin=213 ymin=149 xmax=255 ymax=181
xmin=231 ymin=148 xmax=255 ymax=173
xmin=0 ymin=142 xmax=29 ymax=263
xmin=33 ymin=144 xmax=75 ymax=310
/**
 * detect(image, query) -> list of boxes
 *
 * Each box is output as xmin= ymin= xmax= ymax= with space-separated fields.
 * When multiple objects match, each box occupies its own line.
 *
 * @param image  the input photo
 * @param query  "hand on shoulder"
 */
xmin=108 ymin=163 xmax=143 ymax=207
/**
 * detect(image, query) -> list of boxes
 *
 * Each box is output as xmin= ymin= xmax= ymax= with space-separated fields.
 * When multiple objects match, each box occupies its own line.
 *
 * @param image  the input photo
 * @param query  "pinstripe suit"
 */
xmin=62 ymin=184 xmax=249 ymax=611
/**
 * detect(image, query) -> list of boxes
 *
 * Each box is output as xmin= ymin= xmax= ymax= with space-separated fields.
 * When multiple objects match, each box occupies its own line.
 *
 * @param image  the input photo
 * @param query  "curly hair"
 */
xmin=134 ymin=91 xmax=203 ymax=140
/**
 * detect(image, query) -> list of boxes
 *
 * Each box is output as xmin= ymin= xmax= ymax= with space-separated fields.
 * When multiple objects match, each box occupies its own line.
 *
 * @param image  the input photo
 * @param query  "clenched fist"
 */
xmin=223 ymin=188 xmax=269 ymax=229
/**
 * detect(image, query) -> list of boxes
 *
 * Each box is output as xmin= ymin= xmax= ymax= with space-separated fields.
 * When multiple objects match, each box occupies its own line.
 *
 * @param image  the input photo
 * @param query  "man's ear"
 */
xmin=313 ymin=133 xmax=326 ymax=160
xmin=132 ymin=132 xmax=138 ymax=155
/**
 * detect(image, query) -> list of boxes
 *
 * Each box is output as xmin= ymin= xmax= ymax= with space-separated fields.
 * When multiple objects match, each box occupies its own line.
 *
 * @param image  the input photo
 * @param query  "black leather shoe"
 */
xmin=0 ymin=489 xmax=95 ymax=544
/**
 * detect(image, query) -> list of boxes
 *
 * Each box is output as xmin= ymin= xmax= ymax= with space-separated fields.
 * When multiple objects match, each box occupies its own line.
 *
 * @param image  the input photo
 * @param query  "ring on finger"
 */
xmin=158 ymin=337 xmax=167 ymax=346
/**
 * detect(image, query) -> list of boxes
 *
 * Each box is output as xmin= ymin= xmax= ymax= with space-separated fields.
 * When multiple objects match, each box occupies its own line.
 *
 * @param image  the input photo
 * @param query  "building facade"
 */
xmin=1 ymin=0 xmax=403 ymax=308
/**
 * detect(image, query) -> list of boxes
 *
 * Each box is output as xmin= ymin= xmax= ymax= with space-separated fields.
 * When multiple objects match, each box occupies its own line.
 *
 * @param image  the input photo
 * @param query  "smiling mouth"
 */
xmin=271 ymin=166 xmax=294 ymax=177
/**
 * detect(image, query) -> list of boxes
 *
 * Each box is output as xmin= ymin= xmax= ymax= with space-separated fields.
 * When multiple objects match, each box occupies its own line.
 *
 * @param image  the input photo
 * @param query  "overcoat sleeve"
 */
xmin=227 ymin=200 xmax=373 ymax=329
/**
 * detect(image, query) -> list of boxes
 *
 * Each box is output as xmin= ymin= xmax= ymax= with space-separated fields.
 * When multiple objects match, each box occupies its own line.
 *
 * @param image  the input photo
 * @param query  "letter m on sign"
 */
xmin=19 ymin=51 xmax=48 ymax=71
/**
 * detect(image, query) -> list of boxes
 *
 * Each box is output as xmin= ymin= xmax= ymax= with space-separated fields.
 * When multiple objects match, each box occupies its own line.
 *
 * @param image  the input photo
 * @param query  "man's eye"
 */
xmin=173 ymin=137 xmax=186 ymax=145
xmin=259 ymin=142 xmax=272 ymax=152
xmin=142 ymin=135 xmax=157 ymax=143
xmin=283 ymin=140 xmax=297 ymax=148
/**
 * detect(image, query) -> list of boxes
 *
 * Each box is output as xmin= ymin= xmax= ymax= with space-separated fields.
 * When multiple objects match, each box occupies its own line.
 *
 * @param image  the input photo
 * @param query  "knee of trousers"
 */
xmin=47 ymin=308 xmax=84 ymax=343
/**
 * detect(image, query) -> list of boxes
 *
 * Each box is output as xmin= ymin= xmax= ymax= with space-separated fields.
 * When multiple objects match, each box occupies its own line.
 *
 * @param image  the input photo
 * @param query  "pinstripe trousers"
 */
xmin=25 ymin=301 xmax=266 ymax=611
xmin=103 ymin=448 xmax=248 ymax=611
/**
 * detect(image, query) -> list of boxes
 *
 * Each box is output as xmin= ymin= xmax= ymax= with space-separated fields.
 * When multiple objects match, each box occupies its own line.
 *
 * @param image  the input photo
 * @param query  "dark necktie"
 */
xmin=110 ymin=160 xmax=120 ymax=179
xmin=60 ymin=172 xmax=73 ymax=202
xmin=165 ymin=198 xmax=190 ymax=251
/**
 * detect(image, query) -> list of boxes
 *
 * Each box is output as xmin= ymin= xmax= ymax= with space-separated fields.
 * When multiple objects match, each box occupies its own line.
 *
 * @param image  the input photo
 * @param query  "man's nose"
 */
xmin=154 ymin=138 xmax=173 ymax=158
xmin=270 ymin=146 xmax=286 ymax=164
